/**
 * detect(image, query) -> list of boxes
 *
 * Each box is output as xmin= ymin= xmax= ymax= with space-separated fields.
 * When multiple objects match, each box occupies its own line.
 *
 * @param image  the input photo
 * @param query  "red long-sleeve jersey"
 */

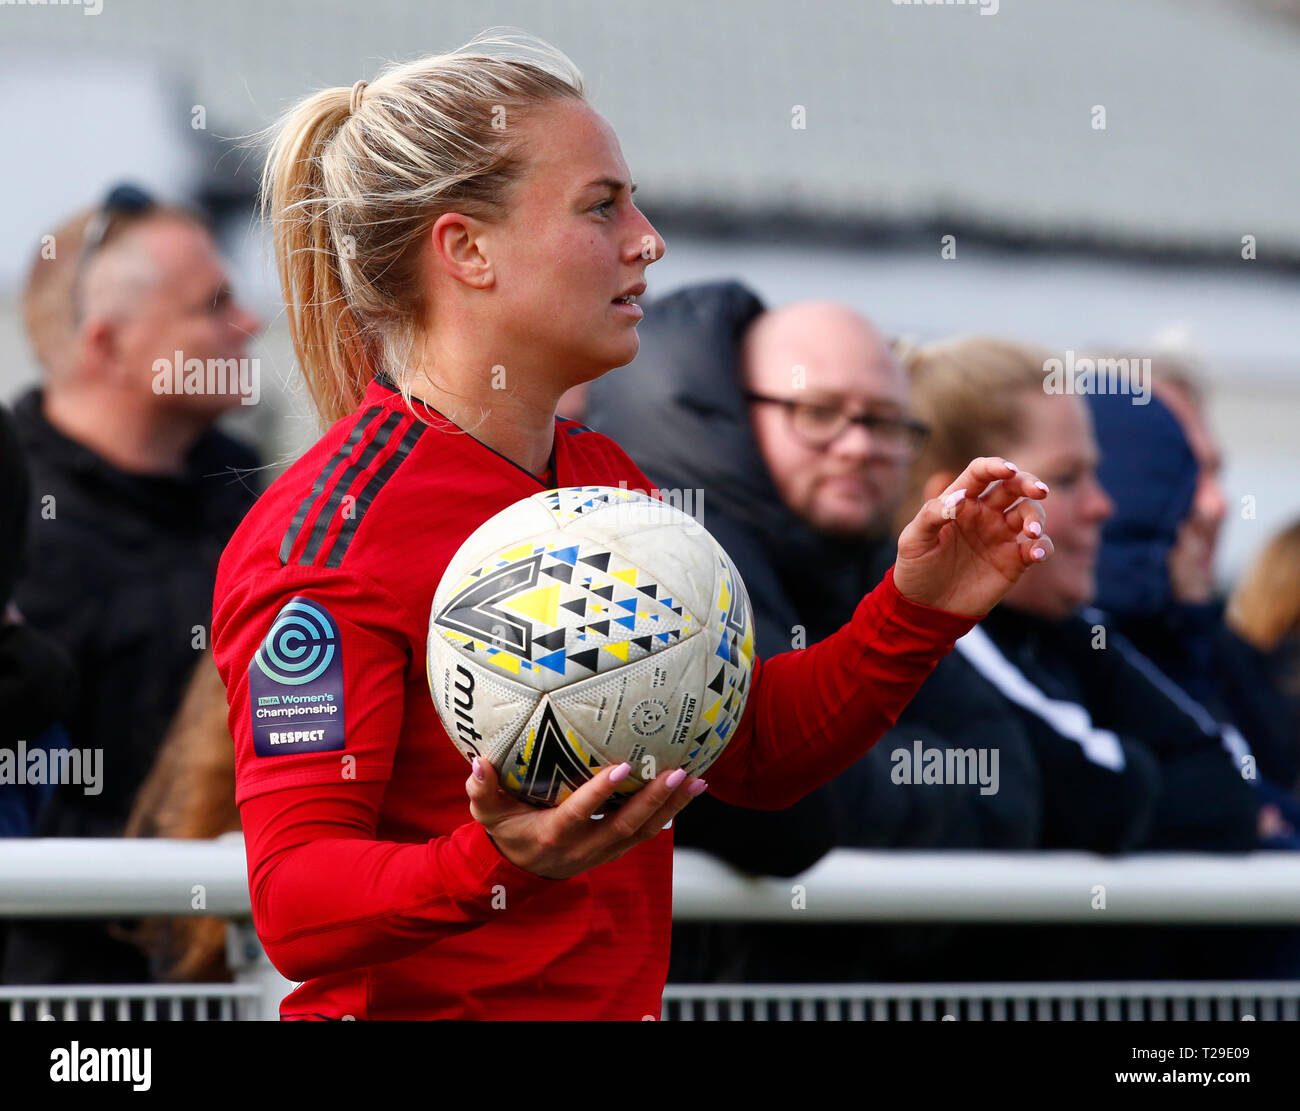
xmin=212 ymin=374 xmax=977 ymax=1020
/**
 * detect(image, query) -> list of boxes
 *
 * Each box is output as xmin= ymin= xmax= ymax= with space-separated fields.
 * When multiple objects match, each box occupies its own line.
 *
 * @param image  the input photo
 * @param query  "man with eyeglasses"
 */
xmin=586 ymin=281 xmax=1039 ymax=985
xmin=740 ymin=318 xmax=928 ymax=544
xmin=4 ymin=185 xmax=265 ymax=988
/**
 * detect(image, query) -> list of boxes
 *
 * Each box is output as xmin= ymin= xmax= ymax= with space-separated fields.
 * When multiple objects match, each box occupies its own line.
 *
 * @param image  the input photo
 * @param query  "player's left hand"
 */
xmin=892 ymin=456 xmax=1053 ymax=618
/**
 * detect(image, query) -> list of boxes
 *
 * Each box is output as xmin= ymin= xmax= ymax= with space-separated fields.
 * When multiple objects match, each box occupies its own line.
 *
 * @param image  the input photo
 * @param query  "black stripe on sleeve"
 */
xmin=278 ymin=406 xmax=387 ymax=566
xmin=295 ymin=410 xmax=405 ymax=566
xmin=321 ymin=418 xmax=426 ymax=569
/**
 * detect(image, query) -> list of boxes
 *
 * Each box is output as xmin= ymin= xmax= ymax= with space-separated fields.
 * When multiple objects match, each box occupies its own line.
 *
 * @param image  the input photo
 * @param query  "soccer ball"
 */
xmin=427 ymin=485 xmax=756 ymax=809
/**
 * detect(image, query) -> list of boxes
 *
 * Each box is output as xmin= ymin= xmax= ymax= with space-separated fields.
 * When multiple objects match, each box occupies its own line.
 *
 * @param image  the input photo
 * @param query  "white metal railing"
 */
xmin=7 ymin=839 xmax=1300 ymax=922
xmin=0 ymin=834 xmax=253 ymax=917
xmin=669 ymin=847 xmax=1300 ymax=922
xmin=3 ymin=838 xmax=1300 ymax=1020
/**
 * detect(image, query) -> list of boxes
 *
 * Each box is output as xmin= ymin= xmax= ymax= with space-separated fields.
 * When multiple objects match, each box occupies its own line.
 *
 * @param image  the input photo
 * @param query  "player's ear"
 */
xmin=425 ymin=212 xmax=493 ymax=291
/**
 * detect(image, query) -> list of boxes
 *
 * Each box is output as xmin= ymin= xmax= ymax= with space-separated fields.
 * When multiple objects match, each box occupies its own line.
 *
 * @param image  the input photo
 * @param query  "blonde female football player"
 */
xmin=212 ymin=30 xmax=1051 ymax=1020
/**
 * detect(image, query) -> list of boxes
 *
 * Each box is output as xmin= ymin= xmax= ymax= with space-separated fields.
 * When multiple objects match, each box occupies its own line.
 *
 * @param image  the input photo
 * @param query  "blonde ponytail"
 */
xmin=255 ymin=29 xmax=585 ymax=427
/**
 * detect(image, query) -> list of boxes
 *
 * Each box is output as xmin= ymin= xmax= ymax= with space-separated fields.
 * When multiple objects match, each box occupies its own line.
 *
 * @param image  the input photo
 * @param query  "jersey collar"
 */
xmin=366 ymin=371 xmax=561 ymax=489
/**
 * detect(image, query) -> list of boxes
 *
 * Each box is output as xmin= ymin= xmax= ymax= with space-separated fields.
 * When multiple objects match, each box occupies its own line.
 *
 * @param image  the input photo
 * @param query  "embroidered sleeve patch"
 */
xmin=248 ymin=596 xmax=346 ymax=757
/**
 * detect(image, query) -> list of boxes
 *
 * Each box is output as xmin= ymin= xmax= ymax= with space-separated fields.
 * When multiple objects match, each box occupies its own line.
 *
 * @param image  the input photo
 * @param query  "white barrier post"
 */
xmin=225 ymin=919 xmax=293 ymax=1021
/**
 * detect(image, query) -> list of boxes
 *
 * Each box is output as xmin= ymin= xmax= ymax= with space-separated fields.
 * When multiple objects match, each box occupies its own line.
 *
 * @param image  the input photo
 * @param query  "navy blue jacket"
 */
xmin=1088 ymin=391 xmax=1299 ymax=790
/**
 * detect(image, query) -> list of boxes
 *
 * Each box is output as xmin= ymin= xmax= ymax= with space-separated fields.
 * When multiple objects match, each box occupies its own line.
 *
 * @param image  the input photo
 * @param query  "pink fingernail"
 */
xmin=609 ymin=762 xmax=632 ymax=783
xmin=941 ymin=489 xmax=966 ymax=520
xmin=1026 ymin=520 xmax=1042 ymax=538
xmin=687 ymin=779 xmax=709 ymax=797
xmin=665 ymin=768 xmax=687 ymax=790
xmin=1031 ymin=547 xmax=1047 ymax=561
xmin=471 ymin=757 xmax=485 ymax=782
xmin=1004 ymin=460 xmax=1018 ymax=473
xmin=1035 ymin=481 xmax=1049 ymax=494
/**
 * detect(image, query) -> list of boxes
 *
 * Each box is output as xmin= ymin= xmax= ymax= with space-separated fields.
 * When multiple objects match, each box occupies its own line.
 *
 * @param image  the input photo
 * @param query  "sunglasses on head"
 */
xmin=74 ymin=182 xmax=157 ymax=319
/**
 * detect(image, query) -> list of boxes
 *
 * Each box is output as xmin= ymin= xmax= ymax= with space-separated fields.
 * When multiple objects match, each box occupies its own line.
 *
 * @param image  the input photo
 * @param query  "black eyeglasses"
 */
xmin=74 ymin=182 xmax=157 ymax=319
xmin=744 ymin=390 xmax=930 ymax=454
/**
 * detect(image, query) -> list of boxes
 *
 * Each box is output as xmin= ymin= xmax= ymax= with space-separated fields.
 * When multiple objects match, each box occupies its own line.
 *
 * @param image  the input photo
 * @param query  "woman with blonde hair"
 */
xmin=897 ymin=335 xmax=1300 ymax=980
xmin=901 ymin=334 xmax=1270 ymax=844
xmin=1230 ymin=519 xmax=1300 ymax=673
xmin=212 ymin=30 xmax=1051 ymax=1019
xmin=1229 ymin=520 xmax=1300 ymax=748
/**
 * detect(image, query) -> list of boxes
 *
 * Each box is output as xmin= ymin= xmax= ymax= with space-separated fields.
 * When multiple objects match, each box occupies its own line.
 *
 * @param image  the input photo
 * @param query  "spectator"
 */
xmin=903 ymin=335 xmax=1292 ymax=979
xmin=587 ymin=284 xmax=1041 ymax=983
xmin=0 ymin=403 xmax=78 ymax=974
xmin=1151 ymin=357 xmax=1224 ymax=599
xmin=1228 ymin=519 xmax=1300 ymax=783
xmin=904 ymin=337 xmax=1258 ymax=851
xmin=1086 ymin=354 xmax=1300 ymax=794
xmin=0 ymin=402 xmax=77 ymax=838
xmin=4 ymin=184 xmax=264 ymax=986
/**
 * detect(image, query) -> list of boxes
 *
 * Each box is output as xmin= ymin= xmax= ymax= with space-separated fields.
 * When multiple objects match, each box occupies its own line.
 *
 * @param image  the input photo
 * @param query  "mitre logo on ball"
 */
xmin=427 ymin=485 xmax=756 ymax=809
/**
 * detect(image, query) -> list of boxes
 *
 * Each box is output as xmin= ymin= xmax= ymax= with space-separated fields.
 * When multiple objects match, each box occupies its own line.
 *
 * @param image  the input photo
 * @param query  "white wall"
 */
xmin=3 ymin=0 xmax=1299 ymax=270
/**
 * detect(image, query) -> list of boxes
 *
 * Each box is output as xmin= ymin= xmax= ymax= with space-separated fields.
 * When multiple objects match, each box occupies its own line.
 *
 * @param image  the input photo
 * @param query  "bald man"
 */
xmin=739 ymin=299 xmax=921 ymax=541
xmin=586 ymin=281 xmax=1039 ymax=984
xmin=23 ymin=196 xmax=264 ymax=474
xmin=6 ymin=189 xmax=264 ymax=988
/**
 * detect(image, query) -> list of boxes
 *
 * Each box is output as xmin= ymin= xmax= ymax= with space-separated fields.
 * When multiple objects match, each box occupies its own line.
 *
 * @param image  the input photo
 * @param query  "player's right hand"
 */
xmin=465 ymin=757 xmax=708 ymax=880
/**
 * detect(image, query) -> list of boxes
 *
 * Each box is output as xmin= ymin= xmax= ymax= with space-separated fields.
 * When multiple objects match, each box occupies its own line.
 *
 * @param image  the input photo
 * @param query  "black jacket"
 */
xmin=588 ymin=281 xmax=846 ymax=883
xmin=4 ymin=388 xmax=260 ymax=985
xmin=587 ymin=281 xmax=1041 ymax=982
xmin=947 ymin=603 xmax=1285 ymax=983
xmin=0 ymin=402 xmax=78 ymax=838
xmin=1088 ymin=390 xmax=1300 ymax=791
xmin=973 ymin=604 xmax=1259 ymax=853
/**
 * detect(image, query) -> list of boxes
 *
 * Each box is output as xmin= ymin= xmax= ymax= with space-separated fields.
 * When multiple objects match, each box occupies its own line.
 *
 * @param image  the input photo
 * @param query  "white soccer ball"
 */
xmin=427 ymin=485 xmax=756 ymax=809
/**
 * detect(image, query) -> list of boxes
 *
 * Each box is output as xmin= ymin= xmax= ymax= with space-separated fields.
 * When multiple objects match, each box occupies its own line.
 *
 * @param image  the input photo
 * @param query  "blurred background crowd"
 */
xmin=2 ymin=0 xmax=1299 ymax=991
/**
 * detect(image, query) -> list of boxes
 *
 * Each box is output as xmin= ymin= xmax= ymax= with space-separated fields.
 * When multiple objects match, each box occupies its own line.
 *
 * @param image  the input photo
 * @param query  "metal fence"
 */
xmin=4 ymin=984 xmax=264 ymax=1022
xmin=4 ymin=839 xmax=1300 ymax=1020
xmin=659 ymin=982 xmax=1300 ymax=1022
